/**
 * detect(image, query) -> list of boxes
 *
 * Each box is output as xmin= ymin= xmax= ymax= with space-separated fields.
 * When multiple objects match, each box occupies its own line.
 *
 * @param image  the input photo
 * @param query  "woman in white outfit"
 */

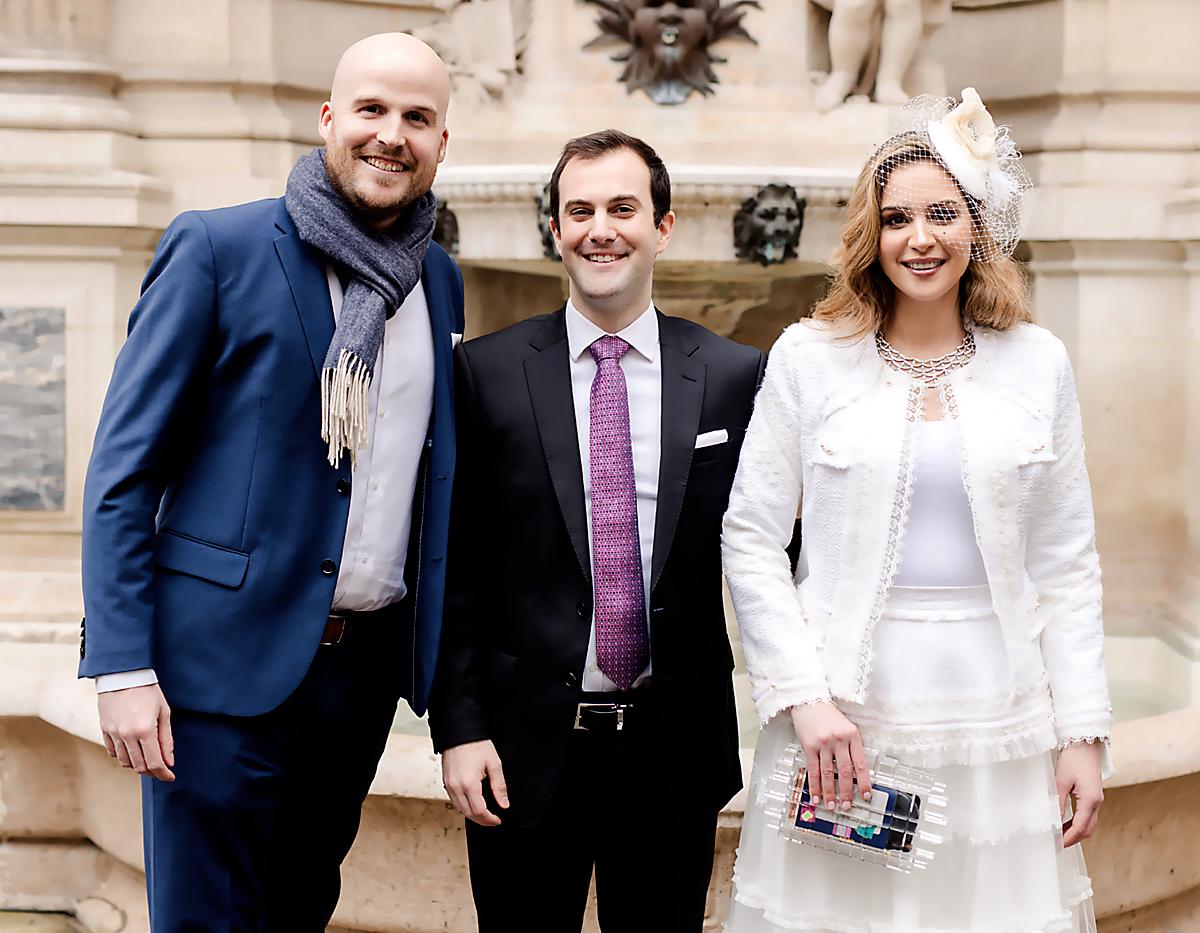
xmin=721 ymin=90 xmax=1111 ymax=933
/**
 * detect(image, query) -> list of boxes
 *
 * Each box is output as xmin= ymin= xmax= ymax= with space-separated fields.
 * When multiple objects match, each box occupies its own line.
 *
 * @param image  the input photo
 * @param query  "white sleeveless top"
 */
xmin=892 ymin=420 xmax=988 ymax=587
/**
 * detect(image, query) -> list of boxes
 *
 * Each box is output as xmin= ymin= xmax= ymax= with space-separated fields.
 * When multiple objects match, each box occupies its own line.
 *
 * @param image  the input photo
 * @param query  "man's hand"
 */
xmin=98 ymin=684 xmax=175 ymax=782
xmin=441 ymin=739 xmax=509 ymax=826
xmin=1057 ymin=741 xmax=1105 ymax=847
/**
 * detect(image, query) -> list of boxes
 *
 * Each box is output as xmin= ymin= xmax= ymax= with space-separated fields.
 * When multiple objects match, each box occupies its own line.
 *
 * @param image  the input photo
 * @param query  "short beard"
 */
xmin=324 ymin=147 xmax=431 ymax=229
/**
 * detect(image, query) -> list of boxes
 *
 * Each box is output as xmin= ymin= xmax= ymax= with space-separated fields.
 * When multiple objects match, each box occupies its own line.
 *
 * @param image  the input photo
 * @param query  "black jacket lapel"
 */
xmin=272 ymin=198 xmax=333 ymax=381
xmin=651 ymin=314 xmax=705 ymax=593
xmin=524 ymin=309 xmax=591 ymax=583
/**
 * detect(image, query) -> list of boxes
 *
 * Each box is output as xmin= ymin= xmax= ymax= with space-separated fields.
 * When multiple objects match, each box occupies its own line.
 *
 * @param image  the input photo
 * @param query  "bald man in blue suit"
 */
xmin=79 ymin=34 xmax=462 ymax=930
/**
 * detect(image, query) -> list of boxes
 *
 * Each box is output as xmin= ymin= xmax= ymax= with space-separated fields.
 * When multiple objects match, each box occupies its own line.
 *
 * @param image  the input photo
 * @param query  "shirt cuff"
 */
xmin=95 ymin=668 xmax=159 ymax=693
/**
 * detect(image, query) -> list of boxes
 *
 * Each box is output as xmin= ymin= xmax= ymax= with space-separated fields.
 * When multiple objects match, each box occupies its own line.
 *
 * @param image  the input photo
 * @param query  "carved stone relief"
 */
xmin=0 ymin=307 xmax=65 ymax=511
xmin=734 ymin=184 xmax=806 ymax=266
xmin=652 ymin=280 xmax=773 ymax=337
xmin=809 ymin=0 xmax=950 ymax=110
xmin=415 ymin=0 xmax=532 ymax=104
xmin=535 ymin=182 xmax=561 ymax=261
xmin=583 ymin=0 xmax=762 ymax=106
xmin=434 ymin=198 xmax=460 ymax=256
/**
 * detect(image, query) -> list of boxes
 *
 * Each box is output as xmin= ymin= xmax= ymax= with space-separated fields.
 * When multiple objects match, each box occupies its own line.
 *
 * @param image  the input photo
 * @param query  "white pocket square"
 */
xmin=694 ymin=429 xmax=729 ymax=450
xmin=451 ymin=332 xmax=463 ymax=348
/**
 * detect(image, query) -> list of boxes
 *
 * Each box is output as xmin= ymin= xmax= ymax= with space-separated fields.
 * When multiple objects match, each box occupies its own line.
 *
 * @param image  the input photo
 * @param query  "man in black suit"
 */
xmin=428 ymin=130 xmax=764 ymax=932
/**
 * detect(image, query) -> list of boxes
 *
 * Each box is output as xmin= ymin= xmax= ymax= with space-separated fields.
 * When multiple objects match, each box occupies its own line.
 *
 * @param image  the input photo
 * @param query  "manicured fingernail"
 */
xmin=841 ymin=800 xmax=852 ymax=812
xmin=825 ymin=799 xmax=836 ymax=811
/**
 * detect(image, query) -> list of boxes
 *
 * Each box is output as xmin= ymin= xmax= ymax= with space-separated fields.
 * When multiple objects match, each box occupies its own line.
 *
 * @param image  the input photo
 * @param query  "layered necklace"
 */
xmin=875 ymin=329 xmax=976 ymax=388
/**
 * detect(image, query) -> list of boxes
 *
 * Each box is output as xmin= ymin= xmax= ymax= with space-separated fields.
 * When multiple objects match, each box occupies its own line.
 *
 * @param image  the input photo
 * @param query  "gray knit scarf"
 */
xmin=284 ymin=148 xmax=436 ymax=468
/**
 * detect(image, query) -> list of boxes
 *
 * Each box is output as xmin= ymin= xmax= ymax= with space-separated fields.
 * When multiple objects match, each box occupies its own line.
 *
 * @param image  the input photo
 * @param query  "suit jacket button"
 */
xmin=321 ymin=559 xmax=337 ymax=576
xmin=564 ymin=672 xmax=578 ymax=688
xmin=336 ymin=479 xmax=351 ymax=496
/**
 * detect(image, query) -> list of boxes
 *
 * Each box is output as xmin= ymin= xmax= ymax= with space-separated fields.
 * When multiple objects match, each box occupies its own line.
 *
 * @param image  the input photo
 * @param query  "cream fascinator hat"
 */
xmin=873 ymin=88 xmax=1032 ymax=262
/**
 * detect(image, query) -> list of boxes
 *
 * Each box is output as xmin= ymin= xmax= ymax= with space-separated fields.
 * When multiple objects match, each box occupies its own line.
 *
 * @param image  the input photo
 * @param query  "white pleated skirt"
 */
xmin=726 ymin=587 xmax=1097 ymax=933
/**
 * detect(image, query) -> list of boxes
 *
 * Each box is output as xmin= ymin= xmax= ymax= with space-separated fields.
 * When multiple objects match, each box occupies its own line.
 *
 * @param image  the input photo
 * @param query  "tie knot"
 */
xmin=588 ymin=335 xmax=630 ymax=365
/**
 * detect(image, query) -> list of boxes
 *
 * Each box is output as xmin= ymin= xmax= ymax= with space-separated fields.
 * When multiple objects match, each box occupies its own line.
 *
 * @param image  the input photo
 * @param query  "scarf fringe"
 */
xmin=321 ymin=348 xmax=371 ymax=468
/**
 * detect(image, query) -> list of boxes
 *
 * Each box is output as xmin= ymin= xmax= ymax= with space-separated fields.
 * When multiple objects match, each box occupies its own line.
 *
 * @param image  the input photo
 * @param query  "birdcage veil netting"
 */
xmin=868 ymin=88 xmax=1032 ymax=263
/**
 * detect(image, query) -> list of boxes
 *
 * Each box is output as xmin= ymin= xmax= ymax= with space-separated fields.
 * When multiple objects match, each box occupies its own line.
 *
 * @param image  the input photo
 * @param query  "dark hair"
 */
xmin=548 ymin=129 xmax=672 ymax=226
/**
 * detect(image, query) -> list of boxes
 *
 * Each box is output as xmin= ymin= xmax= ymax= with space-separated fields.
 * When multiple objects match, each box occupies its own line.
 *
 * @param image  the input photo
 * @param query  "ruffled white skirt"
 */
xmin=726 ymin=587 xmax=1097 ymax=933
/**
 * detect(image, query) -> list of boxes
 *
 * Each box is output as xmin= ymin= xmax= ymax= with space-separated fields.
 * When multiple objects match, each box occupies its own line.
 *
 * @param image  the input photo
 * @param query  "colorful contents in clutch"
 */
xmin=764 ymin=742 xmax=949 ymax=873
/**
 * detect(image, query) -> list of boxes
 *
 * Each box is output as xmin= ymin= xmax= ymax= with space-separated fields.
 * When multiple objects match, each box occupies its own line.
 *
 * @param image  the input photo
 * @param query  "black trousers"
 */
xmin=465 ymin=722 xmax=721 ymax=933
xmin=141 ymin=611 xmax=405 ymax=932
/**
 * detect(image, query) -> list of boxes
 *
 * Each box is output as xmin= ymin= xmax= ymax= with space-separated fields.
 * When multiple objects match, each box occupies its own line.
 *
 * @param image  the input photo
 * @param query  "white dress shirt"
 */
xmin=565 ymin=299 xmax=661 ymax=692
xmin=330 ymin=267 xmax=434 ymax=611
xmin=96 ymin=268 xmax=435 ymax=692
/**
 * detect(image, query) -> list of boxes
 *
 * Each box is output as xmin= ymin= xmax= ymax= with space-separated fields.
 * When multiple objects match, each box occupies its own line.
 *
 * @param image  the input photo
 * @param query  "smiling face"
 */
xmin=319 ymin=34 xmax=450 ymax=230
xmin=877 ymin=159 xmax=973 ymax=306
xmin=551 ymin=147 xmax=675 ymax=328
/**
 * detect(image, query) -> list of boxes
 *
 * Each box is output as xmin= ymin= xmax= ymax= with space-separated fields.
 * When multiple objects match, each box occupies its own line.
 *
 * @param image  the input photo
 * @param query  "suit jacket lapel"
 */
xmin=524 ymin=309 xmax=591 ymax=583
xmin=272 ymin=198 xmax=333 ymax=381
xmin=651 ymin=314 xmax=705 ymax=593
xmin=420 ymin=251 xmax=455 ymax=443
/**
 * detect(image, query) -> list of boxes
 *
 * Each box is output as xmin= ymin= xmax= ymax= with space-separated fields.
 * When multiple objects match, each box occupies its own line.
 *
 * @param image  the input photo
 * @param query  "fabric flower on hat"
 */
xmin=927 ymin=87 xmax=1017 ymax=208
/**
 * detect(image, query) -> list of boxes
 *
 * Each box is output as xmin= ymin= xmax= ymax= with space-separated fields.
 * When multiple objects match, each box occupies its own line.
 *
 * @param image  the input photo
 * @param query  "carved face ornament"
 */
xmin=584 ymin=0 xmax=761 ymax=105
xmin=734 ymin=184 xmax=806 ymax=267
xmin=631 ymin=3 xmax=707 ymax=68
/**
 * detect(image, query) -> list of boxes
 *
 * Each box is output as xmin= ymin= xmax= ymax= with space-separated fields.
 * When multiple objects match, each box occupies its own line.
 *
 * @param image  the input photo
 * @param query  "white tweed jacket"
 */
xmin=722 ymin=319 xmax=1112 ymax=750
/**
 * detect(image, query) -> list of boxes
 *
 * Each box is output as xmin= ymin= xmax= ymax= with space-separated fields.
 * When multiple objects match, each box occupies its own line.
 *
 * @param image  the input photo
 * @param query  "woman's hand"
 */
xmin=790 ymin=702 xmax=872 ymax=812
xmin=1056 ymin=741 xmax=1105 ymax=846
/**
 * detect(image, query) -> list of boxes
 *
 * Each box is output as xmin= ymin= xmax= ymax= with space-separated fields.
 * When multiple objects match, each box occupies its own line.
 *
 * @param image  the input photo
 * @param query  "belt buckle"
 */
xmin=573 ymin=702 xmax=626 ymax=732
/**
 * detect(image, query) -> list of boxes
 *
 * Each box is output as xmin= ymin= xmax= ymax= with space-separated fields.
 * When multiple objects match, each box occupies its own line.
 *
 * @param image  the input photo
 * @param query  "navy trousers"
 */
xmin=142 ymin=611 xmax=406 ymax=932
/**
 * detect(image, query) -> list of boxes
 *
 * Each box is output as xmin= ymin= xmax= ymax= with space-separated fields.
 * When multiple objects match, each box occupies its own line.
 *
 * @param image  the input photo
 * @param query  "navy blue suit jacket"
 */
xmin=79 ymin=197 xmax=463 ymax=717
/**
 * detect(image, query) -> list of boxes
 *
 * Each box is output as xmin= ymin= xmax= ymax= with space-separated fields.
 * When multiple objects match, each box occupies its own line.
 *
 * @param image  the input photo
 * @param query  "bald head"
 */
xmin=330 ymin=33 xmax=450 ymax=123
xmin=318 ymin=32 xmax=451 ymax=230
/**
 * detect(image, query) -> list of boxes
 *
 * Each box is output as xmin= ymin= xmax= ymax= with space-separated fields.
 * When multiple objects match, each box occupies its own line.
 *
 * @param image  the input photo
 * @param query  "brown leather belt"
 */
xmin=320 ymin=613 xmax=362 ymax=646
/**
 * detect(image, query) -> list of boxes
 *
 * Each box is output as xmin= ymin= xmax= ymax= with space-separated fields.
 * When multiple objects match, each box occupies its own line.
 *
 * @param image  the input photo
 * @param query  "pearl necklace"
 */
xmin=875 ymin=330 xmax=976 ymax=387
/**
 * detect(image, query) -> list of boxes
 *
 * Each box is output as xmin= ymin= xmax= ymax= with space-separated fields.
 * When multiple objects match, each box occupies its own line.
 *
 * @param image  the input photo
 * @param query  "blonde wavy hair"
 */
xmin=812 ymin=133 xmax=1032 ymax=339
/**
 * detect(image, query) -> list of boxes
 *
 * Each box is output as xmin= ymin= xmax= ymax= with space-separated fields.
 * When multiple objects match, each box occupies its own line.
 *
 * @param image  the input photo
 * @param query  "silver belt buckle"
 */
xmin=573 ymin=702 xmax=626 ymax=732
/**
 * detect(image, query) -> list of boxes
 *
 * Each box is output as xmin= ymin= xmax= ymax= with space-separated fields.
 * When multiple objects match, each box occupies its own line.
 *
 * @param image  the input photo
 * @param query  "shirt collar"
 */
xmin=565 ymin=298 xmax=659 ymax=364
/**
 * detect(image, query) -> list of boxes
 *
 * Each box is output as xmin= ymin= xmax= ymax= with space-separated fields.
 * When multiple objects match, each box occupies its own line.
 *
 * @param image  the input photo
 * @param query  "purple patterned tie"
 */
xmin=588 ymin=335 xmax=649 ymax=690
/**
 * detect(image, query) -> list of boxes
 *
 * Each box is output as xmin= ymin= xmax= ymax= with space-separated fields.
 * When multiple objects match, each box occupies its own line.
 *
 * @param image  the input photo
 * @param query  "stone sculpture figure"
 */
xmin=583 ymin=0 xmax=762 ymax=105
xmin=416 ymin=0 xmax=531 ymax=104
xmin=811 ymin=0 xmax=950 ymax=111
xmin=734 ymin=184 xmax=806 ymax=266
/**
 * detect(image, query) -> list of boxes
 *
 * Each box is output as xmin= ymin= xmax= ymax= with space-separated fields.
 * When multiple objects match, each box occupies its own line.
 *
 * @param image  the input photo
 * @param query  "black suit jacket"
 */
xmin=428 ymin=308 xmax=765 ymax=826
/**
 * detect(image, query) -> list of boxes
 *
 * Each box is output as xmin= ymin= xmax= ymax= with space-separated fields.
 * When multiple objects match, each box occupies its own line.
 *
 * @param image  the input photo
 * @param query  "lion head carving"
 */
xmin=584 ymin=0 xmax=762 ymax=106
xmin=734 ymin=184 xmax=806 ymax=266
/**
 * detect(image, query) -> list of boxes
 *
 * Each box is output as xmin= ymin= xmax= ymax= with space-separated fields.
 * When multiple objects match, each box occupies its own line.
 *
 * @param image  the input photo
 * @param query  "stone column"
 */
xmin=1025 ymin=239 xmax=1192 ymax=650
xmin=1181 ymin=241 xmax=1200 ymax=675
xmin=0 ymin=0 xmax=144 ymax=185
xmin=0 ymin=0 xmax=168 ymax=637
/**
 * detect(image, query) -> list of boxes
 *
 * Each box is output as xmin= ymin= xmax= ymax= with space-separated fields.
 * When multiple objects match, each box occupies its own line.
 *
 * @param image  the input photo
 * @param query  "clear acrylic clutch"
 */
xmin=760 ymin=741 xmax=949 ymax=873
